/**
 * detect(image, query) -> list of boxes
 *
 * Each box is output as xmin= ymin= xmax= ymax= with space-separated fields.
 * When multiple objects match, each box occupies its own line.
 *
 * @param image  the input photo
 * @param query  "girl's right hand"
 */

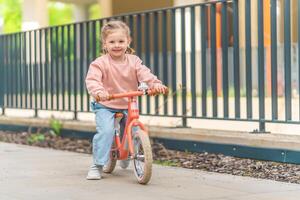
xmin=95 ymin=91 xmax=110 ymax=102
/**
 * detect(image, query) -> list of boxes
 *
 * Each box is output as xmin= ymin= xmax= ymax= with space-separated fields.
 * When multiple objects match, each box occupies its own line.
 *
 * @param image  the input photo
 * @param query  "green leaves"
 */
xmin=2 ymin=0 xmax=22 ymax=33
xmin=50 ymin=118 xmax=62 ymax=136
xmin=48 ymin=2 xmax=73 ymax=26
xmin=27 ymin=133 xmax=45 ymax=144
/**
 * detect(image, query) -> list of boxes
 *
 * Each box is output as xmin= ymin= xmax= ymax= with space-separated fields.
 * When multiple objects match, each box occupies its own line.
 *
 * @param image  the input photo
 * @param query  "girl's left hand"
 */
xmin=152 ymin=83 xmax=168 ymax=94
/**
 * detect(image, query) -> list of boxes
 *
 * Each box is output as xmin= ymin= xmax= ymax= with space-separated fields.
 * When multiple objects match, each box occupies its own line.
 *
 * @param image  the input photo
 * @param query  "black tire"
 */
xmin=133 ymin=129 xmax=153 ymax=184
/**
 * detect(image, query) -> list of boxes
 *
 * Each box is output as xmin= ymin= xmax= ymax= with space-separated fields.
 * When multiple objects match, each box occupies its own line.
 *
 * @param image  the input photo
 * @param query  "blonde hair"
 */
xmin=101 ymin=20 xmax=135 ymax=54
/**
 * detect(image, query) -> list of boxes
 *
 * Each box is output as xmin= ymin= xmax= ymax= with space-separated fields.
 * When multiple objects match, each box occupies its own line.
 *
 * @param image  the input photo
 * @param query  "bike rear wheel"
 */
xmin=133 ymin=129 xmax=153 ymax=184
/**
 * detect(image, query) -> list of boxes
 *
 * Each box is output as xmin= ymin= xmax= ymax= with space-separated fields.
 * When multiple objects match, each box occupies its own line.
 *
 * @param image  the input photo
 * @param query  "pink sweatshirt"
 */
xmin=85 ymin=54 xmax=162 ymax=109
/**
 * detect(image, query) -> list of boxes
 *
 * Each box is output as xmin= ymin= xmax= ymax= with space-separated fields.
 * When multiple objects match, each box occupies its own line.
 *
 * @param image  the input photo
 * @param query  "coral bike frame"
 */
xmin=102 ymin=89 xmax=166 ymax=184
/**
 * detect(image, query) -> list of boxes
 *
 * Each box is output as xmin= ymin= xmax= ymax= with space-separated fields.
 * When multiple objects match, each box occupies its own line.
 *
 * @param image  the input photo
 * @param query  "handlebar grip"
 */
xmin=146 ymin=88 xmax=169 ymax=96
xmin=108 ymin=95 xmax=114 ymax=100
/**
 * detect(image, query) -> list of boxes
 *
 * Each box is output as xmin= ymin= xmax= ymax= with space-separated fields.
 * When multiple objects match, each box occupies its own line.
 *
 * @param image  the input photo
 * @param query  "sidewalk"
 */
xmin=1 ymin=142 xmax=300 ymax=200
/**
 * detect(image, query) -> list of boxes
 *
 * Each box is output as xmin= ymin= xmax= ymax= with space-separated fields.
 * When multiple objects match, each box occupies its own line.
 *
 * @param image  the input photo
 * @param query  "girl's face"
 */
xmin=103 ymin=29 xmax=131 ymax=62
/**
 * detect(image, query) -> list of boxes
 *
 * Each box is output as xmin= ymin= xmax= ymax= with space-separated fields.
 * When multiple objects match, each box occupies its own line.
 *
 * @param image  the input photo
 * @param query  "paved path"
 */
xmin=1 ymin=142 xmax=300 ymax=200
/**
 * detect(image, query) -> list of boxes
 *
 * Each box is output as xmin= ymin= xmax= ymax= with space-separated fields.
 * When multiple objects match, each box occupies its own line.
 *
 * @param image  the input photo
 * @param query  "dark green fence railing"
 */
xmin=0 ymin=0 xmax=299 ymax=131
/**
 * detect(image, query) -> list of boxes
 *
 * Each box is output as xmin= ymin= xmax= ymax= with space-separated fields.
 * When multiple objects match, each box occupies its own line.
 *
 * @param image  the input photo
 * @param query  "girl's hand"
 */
xmin=95 ymin=91 xmax=110 ymax=102
xmin=152 ymin=83 xmax=168 ymax=95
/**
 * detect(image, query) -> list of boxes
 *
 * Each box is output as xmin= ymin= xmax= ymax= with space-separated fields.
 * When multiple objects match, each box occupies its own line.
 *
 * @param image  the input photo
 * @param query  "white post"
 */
xmin=0 ymin=17 xmax=3 ymax=33
xmin=22 ymin=0 xmax=48 ymax=31
xmin=98 ymin=0 xmax=112 ymax=18
xmin=74 ymin=4 xmax=89 ymax=22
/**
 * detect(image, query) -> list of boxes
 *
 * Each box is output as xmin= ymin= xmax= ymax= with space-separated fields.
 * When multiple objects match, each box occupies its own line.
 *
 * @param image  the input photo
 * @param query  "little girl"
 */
xmin=85 ymin=20 xmax=167 ymax=180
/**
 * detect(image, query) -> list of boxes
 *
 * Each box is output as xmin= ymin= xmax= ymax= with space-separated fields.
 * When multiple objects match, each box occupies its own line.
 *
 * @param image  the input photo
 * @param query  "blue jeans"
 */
xmin=91 ymin=101 xmax=127 ymax=166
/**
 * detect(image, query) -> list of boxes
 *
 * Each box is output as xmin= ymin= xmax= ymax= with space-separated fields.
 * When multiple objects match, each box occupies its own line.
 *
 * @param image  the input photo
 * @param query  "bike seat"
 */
xmin=114 ymin=112 xmax=124 ymax=119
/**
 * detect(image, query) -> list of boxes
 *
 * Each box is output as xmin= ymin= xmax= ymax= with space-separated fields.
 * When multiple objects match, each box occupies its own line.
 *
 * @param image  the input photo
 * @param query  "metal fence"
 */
xmin=0 ymin=0 xmax=299 ymax=131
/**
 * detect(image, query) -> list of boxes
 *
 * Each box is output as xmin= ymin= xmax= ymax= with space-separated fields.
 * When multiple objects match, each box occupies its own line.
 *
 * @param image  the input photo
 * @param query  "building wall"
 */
xmin=111 ymin=0 xmax=173 ymax=15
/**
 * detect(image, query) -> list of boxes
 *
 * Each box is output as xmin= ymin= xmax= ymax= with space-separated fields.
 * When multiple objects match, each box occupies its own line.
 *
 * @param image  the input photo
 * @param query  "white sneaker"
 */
xmin=86 ymin=164 xmax=102 ymax=180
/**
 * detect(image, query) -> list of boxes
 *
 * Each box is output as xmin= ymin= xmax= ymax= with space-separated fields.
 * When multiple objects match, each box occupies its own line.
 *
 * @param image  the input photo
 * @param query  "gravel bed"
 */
xmin=1 ymin=130 xmax=300 ymax=184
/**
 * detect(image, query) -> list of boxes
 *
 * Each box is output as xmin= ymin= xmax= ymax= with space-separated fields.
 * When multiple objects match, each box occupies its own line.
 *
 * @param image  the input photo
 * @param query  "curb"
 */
xmin=2 ymin=116 xmax=300 ymax=164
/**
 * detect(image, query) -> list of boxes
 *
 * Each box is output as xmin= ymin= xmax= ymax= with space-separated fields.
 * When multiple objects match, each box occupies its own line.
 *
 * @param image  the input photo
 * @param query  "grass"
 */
xmin=153 ymin=160 xmax=178 ymax=167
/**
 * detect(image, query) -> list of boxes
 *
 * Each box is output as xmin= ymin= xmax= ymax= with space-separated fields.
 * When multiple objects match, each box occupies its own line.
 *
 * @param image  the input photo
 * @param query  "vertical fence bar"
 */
xmin=67 ymin=25 xmax=71 ymax=111
xmin=284 ymin=0 xmax=291 ymax=121
xmin=190 ymin=6 xmax=196 ymax=117
xmin=79 ymin=23 xmax=84 ymax=112
xmin=50 ymin=28 xmax=54 ymax=110
xmin=92 ymin=21 xmax=97 ymax=59
xmin=5 ymin=36 xmax=8 ymax=108
xmin=74 ymin=24 xmax=78 ymax=119
xmin=62 ymin=26 xmax=66 ymax=111
xmin=136 ymin=15 xmax=142 ymax=59
xmin=271 ymin=0 xmax=278 ymax=120
xmin=9 ymin=35 xmax=12 ymax=107
xmin=129 ymin=15 xmax=134 ymax=48
xmin=222 ymin=2 xmax=229 ymax=118
xmin=24 ymin=32 xmax=28 ymax=108
xmin=17 ymin=34 xmax=20 ymax=108
xmin=144 ymin=13 xmax=151 ymax=114
xmin=3 ymin=35 xmax=7 ymax=111
xmin=13 ymin=34 xmax=17 ymax=108
xmin=171 ymin=9 xmax=177 ymax=116
xmin=11 ymin=34 xmax=15 ymax=108
xmin=51 ymin=28 xmax=55 ymax=110
xmin=162 ymin=10 xmax=169 ymax=115
xmin=29 ymin=32 xmax=33 ymax=109
xmin=16 ymin=34 xmax=19 ymax=108
xmin=98 ymin=20 xmax=103 ymax=54
xmin=9 ymin=35 xmax=13 ymax=108
xmin=19 ymin=33 xmax=23 ymax=109
xmin=19 ymin=33 xmax=22 ymax=109
xmin=39 ymin=30 xmax=43 ymax=110
xmin=89 ymin=21 xmax=97 ymax=112
xmin=3 ymin=35 xmax=6 ymax=110
xmin=16 ymin=33 xmax=22 ymax=108
xmin=0 ymin=36 xmax=3 ymax=111
xmin=136 ymin=14 xmax=142 ymax=112
xmin=233 ymin=0 xmax=240 ymax=118
xmin=201 ymin=5 xmax=207 ymax=117
xmin=181 ymin=7 xmax=187 ymax=126
xmin=86 ymin=22 xmax=91 ymax=112
xmin=15 ymin=34 xmax=19 ymax=108
xmin=21 ymin=33 xmax=24 ymax=109
xmin=4 ymin=35 xmax=8 ymax=109
xmin=8 ymin=35 xmax=11 ymax=108
xmin=10 ymin=34 xmax=16 ymax=108
xmin=0 ymin=36 xmax=2 ymax=108
xmin=210 ymin=4 xmax=218 ymax=117
xmin=258 ymin=0 xmax=266 ymax=131
xmin=55 ymin=27 xmax=60 ymax=110
xmin=153 ymin=12 xmax=159 ymax=114
xmin=34 ymin=30 xmax=38 ymax=116
xmin=45 ymin=29 xmax=49 ymax=110
xmin=13 ymin=34 xmax=16 ymax=107
xmin=245 ymin=0 xmax=253 ymax=119
xmin=3 ymin=36 xmax=7 ymax=111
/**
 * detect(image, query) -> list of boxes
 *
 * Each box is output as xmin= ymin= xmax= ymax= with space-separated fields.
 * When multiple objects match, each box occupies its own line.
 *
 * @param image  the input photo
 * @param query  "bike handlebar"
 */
xmin=108 ymin=88 xmax=168 ymax=100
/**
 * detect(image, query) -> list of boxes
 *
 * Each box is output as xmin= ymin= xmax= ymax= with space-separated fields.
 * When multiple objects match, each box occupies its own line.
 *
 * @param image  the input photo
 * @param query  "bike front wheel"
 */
xmin=133 ymin=129 xmax=153 ymax=184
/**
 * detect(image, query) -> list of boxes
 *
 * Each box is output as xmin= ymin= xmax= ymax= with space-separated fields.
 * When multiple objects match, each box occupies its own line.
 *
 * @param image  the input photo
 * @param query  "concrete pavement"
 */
xmin=1 ymin=142 xmax=300 ymax=200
